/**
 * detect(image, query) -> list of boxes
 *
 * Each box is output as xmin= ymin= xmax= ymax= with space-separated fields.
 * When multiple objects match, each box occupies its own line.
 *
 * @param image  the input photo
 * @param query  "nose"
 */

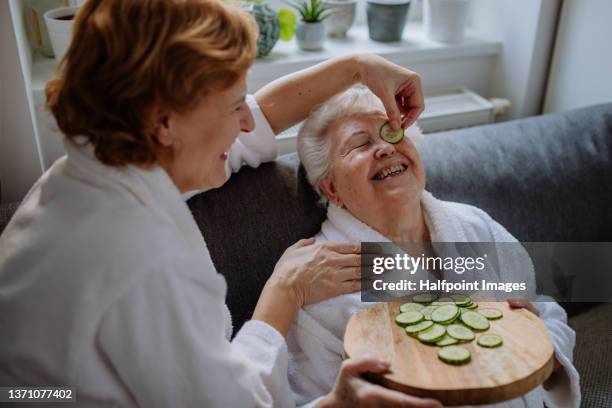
xmin=374 ymin=140 xmax=396 ymax=159
xmin=240 ymin=103 xmax=255 ymax=133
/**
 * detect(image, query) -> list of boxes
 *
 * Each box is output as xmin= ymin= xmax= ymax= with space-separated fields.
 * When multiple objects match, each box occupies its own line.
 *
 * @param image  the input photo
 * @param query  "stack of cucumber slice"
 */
xmin=395 ymin=294 xmax=504 ymax=365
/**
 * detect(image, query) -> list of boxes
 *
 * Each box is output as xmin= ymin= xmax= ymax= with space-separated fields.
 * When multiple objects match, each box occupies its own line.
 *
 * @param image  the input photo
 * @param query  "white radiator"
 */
xmin=276 ymin=87 xmax=507 ymax=155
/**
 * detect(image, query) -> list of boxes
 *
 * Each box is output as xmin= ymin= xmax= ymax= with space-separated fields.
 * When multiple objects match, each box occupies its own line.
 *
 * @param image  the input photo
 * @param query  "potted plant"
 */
xmin=242 ymin=0 xmax=297 ymax=57
xmin=423 ymin=0 xmax=471 ymax=43
xmin=287 ymin=0 xmax=333 ymax=51
xmin=322 ymin=0 xmax=357 ymax=38
xmin=366 ymin=0 xmax=411 ymax=42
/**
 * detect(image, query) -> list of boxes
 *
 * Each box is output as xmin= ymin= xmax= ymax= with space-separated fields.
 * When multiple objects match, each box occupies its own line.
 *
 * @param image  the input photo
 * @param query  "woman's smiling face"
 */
xmin=319 ymin=110 xmax=426 ymax=217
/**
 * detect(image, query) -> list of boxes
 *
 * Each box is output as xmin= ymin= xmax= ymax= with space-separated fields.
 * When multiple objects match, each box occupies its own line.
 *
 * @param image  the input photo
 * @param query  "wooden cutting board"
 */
xmin=344 ymin=301 xmax=554 ymax=406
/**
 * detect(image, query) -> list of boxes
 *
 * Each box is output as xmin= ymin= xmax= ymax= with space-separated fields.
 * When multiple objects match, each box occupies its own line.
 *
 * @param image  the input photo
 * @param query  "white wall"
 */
xmin=0 ymin=1 xmax=43 ymax=204
xmin=470 ymin=0 xmax=561 ymax=119
xmin=544 ymin=0 xmax=612 ymax=112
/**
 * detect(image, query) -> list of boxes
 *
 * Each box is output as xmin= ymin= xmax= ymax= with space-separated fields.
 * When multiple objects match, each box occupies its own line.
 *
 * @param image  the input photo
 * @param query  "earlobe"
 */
xmin=319 ymin=177 xmax=343 ymax=207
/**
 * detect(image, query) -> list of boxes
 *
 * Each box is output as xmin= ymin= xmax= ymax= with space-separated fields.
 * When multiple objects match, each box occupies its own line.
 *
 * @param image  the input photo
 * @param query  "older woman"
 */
xmin=0 ymin=1 xmax=444 ymax=407
xmin=290 ymin=86 xmax=581 ymax=407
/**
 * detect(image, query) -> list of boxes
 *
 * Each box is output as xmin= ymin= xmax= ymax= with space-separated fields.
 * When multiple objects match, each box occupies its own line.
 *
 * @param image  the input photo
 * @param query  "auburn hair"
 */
xmin=46 ymin=0 xmax=257 ymax=167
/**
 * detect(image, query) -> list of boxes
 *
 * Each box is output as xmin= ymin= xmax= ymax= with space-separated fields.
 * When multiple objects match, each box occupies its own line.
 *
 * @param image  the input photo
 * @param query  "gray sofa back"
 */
xmin=187 ymin=103 xmax=612 ymax=332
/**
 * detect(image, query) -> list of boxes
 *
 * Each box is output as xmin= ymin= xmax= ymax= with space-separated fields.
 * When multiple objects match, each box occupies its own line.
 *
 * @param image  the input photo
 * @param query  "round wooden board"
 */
xmin=344 ymin=301 xmax=554 ymax=406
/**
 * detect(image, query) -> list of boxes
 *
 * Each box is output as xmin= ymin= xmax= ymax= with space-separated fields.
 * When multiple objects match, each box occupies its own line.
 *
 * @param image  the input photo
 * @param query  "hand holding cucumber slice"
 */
xmin=380 ymin=122 xmax=404 ymax=144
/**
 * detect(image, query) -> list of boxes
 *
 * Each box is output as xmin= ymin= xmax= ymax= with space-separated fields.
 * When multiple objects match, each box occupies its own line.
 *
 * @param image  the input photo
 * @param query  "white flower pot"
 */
xmin=296 ymin=21 xmax=326 ymax=51
xmin=423 ymin=0 xmax=470 ymax=43
xmin=44 ymin=6 xmax=80 ymax=62
xmin=322 ymin=0 xmax=357 ymax=38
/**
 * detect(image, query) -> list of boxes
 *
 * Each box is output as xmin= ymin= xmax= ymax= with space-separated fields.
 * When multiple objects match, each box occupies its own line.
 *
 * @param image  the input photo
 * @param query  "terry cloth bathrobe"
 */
xmin=0 ymin=96 xmax=296 ymax=407
xmin=287 ymin=192 xmax=581 ymax=408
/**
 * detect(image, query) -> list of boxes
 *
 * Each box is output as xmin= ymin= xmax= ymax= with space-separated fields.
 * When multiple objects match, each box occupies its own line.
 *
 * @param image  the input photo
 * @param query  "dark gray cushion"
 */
xmin=0 ymin=202 xmax=20 ymax=236
xmin=569 ymin=302 xmax=612 ymax=406
xmin=189 ymin=103 xmax=612 ymax=332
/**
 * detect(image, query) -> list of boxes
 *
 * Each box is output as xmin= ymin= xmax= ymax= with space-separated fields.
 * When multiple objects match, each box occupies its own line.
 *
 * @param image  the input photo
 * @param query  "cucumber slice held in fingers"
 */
xmin=379 ymin=122 xmax=404 ymax=144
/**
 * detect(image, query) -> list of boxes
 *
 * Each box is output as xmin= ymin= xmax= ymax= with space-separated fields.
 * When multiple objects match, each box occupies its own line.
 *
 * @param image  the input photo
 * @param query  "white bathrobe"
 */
xmin=0 ymin=96 xmax=296 ymax=407
xmin=287 ymin=192 xmax=581 ymax=408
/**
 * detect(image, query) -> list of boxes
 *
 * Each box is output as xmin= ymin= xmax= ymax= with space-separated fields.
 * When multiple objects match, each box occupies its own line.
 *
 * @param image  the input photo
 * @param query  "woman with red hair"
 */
xmin=0 ymin=1 xmax=437 ymax=406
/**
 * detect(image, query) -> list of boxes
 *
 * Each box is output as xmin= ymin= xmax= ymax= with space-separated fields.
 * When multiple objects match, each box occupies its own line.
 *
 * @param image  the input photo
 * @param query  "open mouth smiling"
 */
xmin=372 ymin=163 xmax=409 ymax=181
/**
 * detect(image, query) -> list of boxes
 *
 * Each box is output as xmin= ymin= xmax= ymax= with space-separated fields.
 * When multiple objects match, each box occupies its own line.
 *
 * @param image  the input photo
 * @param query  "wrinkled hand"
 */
xmin=318 ymin=354 xmax=442 ymax=408
xmin=270 ymin=238 xmax=362 ymax=307
xmin=355 ymin=54 xmax=425 ymax=131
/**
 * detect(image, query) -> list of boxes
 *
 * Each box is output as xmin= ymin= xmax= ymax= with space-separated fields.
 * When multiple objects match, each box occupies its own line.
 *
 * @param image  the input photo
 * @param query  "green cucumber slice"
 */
xmin=417 ymin=324 xmax=446 ymax=343
xmin=477 ymin=333 xmax=503 ymax=348
xmin=432 ymin=297 xmax=455 ymax=305
xmin=450 ymin=294 xmax=472 ymax=306
xmin=420 ymin=305 xmax=438 ymax=320
xmin=395 ymin=311 xmax=424 ymax=327
xmin=460 ymin=311 xmax=490 ymax=331
xmin=435 ymin=335 xmax=459 ymax=346
xmin=431 ymin=304 xmax=459 ymax=323
xmin=478 ymin=308 xmax=503 ymax=320
xmin=404 ymin=320 xmax=434 ymax=334
xmin=446 ymin=324 xmax=475 ymax=341
xmin=399 ymin=302 xmax=424 ymax=313
xmin=412 ymin=293 xmax=439 ymax=304
xmin=438 ymin=345 xmax=471 ymax=365
xmin=465 ymin=302 xmax=478 ymax=309
xmin=379 ymin=122 xmax=404 ymax=144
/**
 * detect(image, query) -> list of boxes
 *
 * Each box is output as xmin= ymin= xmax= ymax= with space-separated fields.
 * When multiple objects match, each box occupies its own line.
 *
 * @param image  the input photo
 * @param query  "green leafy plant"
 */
xmin=285 ymin=0 xmax=333 ymax=23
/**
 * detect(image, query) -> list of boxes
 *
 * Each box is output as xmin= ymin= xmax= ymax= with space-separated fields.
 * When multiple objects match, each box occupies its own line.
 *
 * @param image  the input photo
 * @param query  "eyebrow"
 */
xmin=231 ymin=94 xmax=247 ymax=107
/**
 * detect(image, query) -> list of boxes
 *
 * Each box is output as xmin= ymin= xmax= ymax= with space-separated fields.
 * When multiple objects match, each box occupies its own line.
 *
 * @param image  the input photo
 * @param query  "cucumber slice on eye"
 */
xmin=399 ymin=302 xmax=425 ymax=313
xmin=431 ymin=304 xmax=459 ymax=323
xmin=417 ymin=324 xmax=446 ymax=343
xmin=477 ymin=333 xmax=503 ymax=348
xmin=446 ymin=324 xmax=475 ymax=341
xmin=395 ymin=311 xmax=424 ymax=327
xmin=412 ymin=293 xmax=439 ymax=304
xmin=438 ymin=345 xmax=471 ymax=365
xmin=404 ymin=320 xmax=434 ymax=334
xmin=478 ymin=308 xmax=503 ymax=320
xmin=435 ymin=335 xmax=459 ymax=346
xmin=460 ymin=311 xmax=490 ymax=331
xmin=380 ymin=122 xmax=404 ymax=144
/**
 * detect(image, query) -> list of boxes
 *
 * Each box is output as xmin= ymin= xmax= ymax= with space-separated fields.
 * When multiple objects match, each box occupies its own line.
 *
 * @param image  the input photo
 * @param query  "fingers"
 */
xmin=507 ymin=299 xmax=540 ymax=316
xmin=323 ymin=242 xmax=361 ymax=254
xmin=292 ymin=237 xmax=315 ymax=248
xmin=340 ymin=354 xmax=391 ymax=378
xmin=341 ymin=279 xmax=361 ymax=294
xmin=396 ymin=77 xmax=425 ymax=129
xmin=381 ymin=89 xmax=402 ymax=131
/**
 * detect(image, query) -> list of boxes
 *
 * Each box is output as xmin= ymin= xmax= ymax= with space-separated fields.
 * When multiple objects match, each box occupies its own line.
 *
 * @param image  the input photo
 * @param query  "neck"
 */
xmin=362 ymin=196 xmax=429 ymax=243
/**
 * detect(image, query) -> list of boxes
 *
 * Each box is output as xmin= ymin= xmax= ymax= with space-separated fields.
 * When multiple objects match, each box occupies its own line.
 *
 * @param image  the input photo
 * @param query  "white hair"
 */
xmin=297 ymin=85 xmax=424 ymax=206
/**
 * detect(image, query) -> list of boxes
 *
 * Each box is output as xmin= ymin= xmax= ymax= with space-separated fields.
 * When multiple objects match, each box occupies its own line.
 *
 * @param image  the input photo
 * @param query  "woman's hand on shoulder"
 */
xmin=318 ymin=354 xmax=442 ymax=408
xmin=270 ymin=238 xmax=362 ymax=307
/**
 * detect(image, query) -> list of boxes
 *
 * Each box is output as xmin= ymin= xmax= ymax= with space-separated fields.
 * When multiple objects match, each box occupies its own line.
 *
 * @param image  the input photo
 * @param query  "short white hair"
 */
xmin=297 ymin=85 xmax=424 ymax=205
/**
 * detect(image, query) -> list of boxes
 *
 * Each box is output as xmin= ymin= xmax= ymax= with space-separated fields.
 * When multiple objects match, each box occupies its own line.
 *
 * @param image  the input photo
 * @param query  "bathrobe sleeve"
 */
xmin=226 ymin=95 xmax=279 ymax=176
xmin=469 ymin=208 xmax=581 ymax=408
xmin=96 ymin=254 xmax=295 ymax=408
xmin=535 ymin=298 xmax=581 ymax=408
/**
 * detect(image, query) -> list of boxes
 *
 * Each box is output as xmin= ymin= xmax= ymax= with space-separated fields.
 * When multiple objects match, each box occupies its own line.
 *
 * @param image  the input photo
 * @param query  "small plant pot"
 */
xmin=44 ymin=6 xmax=80 ymax=62
xmin=322 ymin=0 xmax=357 ymax=38
xmin=366 ymin=0 xmax=411 ymax=42
xmin=296 ymin=21 xmax=326 ymax=51
xmin=423 ymin=0 xmax=471 ymax=43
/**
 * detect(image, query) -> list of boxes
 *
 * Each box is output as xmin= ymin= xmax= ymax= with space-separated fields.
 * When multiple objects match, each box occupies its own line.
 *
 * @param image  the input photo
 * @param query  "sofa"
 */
xmin=1 ymin=103 xmax=611 ymax=406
